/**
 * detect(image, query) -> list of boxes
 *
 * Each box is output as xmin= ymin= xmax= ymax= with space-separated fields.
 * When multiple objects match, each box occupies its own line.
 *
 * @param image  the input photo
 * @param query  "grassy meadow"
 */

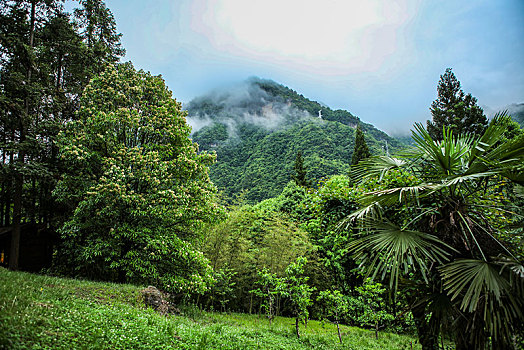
xmin=0 ymin=268 xmax=420 ymax=349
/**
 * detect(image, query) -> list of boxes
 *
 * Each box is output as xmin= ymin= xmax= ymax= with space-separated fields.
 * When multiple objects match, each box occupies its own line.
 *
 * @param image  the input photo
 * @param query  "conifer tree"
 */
xmin=351 ymin=124 xmax=371 ymax=165
xmin=0 ymin=0 xmax=123 ymax=270
xmin=74 ymin=0 xmax=125 ymax=76
xmin=293 ymin=151 xmax=309 ymax=187
xmin=427 ymin=68 xmax=487 ymax=141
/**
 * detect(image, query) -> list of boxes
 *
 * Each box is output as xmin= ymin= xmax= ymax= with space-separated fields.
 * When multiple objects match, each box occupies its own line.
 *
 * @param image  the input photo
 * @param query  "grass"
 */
xmin=0 ymin=268 xmax=420 ymax=349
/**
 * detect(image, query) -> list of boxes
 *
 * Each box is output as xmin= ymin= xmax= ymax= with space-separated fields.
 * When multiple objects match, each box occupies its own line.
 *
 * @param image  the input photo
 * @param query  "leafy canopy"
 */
xmin=54 ymin=63 xmax=219 ymax=294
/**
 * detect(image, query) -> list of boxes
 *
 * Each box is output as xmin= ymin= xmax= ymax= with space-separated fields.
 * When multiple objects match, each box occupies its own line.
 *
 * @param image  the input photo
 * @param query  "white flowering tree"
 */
xmin=54 ymin=63 xmax=219 ymax=295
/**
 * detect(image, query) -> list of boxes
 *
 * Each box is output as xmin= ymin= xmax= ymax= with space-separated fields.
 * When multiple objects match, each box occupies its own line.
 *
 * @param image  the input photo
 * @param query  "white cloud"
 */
xmin=187 ymin=0 xmax=419 ymax=75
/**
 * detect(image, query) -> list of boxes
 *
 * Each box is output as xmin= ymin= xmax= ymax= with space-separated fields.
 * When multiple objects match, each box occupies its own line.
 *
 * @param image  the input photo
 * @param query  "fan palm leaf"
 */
xmin=349 ymin=221 xmax=453 ymax=291
xmin=343 ymin=114 xmax=524 ymax=347
xmin=351 ymin=155 xmax=406 ymax=183
xmin=411 ymin=122 xmax=474 ymax=176
xmin=439 ymin=259 xmax=524 ymax=342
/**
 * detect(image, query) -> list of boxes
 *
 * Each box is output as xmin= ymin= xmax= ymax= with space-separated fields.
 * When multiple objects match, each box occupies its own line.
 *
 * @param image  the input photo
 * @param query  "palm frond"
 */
xmin=411 ymin=123 xmax=474 ymax=176
xmin=349 ymin=221 xmax=453 ymax=291
xmin=442 ymin=171 xmax=498 ymax=187
xmin=439 ymin=259 xmax=524 ymax=341
xmin=358 ymin=184 xmax=439 ymax=208
xmin=338 ymin=202 xmax=384 ymax=228
xmin=467 ymin=112 xmax=511 ymax=164
xmin=439 ymin=259 xmax=516 ymax=312
xmin=466 ymin=114 xmax=524 ymax=182
xmin=351 ymin=156 xmax=407 ymax=183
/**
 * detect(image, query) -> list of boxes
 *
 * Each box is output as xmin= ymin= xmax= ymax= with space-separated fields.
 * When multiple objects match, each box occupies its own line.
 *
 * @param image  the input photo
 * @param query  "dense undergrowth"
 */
xmin=0 ymin=268 xmax=420 ymax=349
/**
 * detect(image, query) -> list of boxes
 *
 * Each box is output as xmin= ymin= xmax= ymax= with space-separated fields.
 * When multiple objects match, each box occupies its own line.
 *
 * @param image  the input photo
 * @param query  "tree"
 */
xmin=0 ymin=0 xmax=123 ymax=270
xmin=54 ymin=63 xmax=219 ymax=294
xmin=293 ymin=151 xmax=309 ymax=187
xmin=202 ymin=203 xmax=312 ymax=312
xmin=347 ymin=114 xmax=524 ymax=349
xmin=279 ymin=257 xmax=315 ymax=338
xmin=74 ymin=0 xmax=124 ymax=77
xmin=427 ymin=68 xmax=488 ymax=141
xmin=351 ymin=124 xmax=371 ymax=165
xmin=353 ymin=279 xmax=394 ymax=339
xmin=250 ymin=268 xmax=282 ymax=325
xmin=0 ymin=0 xmax=64 ymax=270
xmin=317 ymin=289 xmax=349 ymax=343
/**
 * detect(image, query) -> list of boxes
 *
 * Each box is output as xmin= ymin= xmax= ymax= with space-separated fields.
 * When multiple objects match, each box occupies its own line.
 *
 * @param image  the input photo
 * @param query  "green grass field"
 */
xmin=0 ymin=268 xmax=420 ymax=349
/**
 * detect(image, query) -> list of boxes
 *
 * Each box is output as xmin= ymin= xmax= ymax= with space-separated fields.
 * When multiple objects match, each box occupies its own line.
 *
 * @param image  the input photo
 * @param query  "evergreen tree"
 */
xmin=293 ymin=151 xmax=309 ymax=187
xmin=74 ymin=0 xmax=125 ymax=76
xmin=0 ymin=0 xmax=60 ymax=269
xmin=0 ymin=0 xmax=123 ymax=270
xmin=351 ymin=124 xmax=371 ymax=165
xmin=427 ymin=68 xmax=488 ymax=141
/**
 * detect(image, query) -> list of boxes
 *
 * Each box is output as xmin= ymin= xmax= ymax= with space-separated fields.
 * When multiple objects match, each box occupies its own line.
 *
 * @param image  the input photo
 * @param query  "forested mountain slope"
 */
xmin=186 ymin=78 xmax=404 ymax=202
xmin=507 ymin=103 xmax=524 ymax=127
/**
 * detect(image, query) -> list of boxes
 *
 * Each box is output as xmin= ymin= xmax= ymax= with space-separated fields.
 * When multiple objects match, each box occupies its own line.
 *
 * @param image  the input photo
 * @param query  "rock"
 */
xmin=141 ymin=286 xmax=180 ymax=315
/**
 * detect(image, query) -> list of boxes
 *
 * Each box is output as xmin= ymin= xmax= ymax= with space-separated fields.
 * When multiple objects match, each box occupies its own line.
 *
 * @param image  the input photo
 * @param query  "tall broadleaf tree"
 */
xmin=54 ymin=63 xmax=219 ymax=294
xmin=427 ymin=68 xmax=488 ymax=141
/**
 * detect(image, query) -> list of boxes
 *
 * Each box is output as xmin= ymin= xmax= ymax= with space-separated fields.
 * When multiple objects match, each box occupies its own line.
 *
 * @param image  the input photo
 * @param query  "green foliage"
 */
xmin=202 ymin=204 xmax=312 ymax=311
xmin=190 ymin=79 xmax=405 ymax=202
xmin=0 ymin=0 xmax=125 ymax=269
xmin=0 ymin=269 xmax=421 ymax=350
xmin=250 ymin=268 xmax=283 ymax=324
xmin=293 ymin=151 xmax=310 ymax=187
xmin=348 ymin=115 xmax=524 ymax=348
xmin=305 ymin=175 xmax=361 ymax=293
xmin=351 ymin=279 xmax=395 ymax=330
xmin=54 ymin=63 xmax=218 ymax=294
xmin=207 ymin=267 xmax=236 ymax=312
xmin=280 ymin=258 xmax=316 ymax=328
xmin=317 ymin=289 xmax=348 ymax=342
xmin=427 ymin=68 xmax=488 ymax=141
xmin=351 ymin=124 xmax=371 ymax=165
xmin=74 ymin=0 xmax=125 ymax=73
xmin=318 ymin=290 xmax=349 ymax=322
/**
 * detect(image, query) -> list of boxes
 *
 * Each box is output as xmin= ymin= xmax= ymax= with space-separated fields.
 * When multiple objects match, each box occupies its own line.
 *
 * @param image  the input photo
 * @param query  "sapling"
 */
xmin=318 ymin=289 xmax=349 ymax=343
xmin=250 ymin=268 xmax=282 ymax=326
xmin=279 ymin=257 xmax=315 ymax=338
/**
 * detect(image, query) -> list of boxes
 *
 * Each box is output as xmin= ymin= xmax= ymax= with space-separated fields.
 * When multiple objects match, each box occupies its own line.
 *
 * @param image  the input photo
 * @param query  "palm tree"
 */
xmin=344 ymin=114 xmax=524 ymax=349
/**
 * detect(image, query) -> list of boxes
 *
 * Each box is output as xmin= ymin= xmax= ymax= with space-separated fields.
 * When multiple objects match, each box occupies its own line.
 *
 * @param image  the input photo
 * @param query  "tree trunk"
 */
xmin=295 ymin=317 xmax=300 ymax=339
xmin=10 ymin=0 xmax=36 ymax=271
xmin=336 ymin=320 xmax=342 ymax=344
xmin=411 ymin=301 xmax=439 ymax=350
xmin=9 ymin=176 xmax=23 ymax=270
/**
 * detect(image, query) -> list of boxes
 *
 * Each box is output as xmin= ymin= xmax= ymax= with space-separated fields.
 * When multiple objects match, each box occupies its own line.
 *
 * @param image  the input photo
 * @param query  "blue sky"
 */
xmin=83 ymin=0 xmax=524 ymax=135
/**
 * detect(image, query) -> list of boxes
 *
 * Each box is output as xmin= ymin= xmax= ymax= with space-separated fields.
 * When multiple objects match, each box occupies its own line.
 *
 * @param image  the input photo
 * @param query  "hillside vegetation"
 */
xmin=187 ymin=78 xmax=404 ymax=202
xmin=1 ymin=2 xmax=523 ymax=349
xmin=0 ymin=268 xmax=420 ymax=350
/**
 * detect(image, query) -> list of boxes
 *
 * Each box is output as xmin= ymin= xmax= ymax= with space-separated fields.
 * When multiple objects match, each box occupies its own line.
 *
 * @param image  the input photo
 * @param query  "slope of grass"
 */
xmin=0 ymin=268 xmax=420 ymax=349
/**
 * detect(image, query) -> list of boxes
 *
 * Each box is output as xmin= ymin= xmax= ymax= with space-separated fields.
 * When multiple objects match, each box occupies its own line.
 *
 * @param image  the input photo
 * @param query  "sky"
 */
xmin=80 ymin=0 xmax=524 ymax=135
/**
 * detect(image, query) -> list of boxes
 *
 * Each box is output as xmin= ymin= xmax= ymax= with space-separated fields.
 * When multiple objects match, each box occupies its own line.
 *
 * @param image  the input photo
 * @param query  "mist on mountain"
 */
xmin=185 ymin=78 xmax=405 ymax=202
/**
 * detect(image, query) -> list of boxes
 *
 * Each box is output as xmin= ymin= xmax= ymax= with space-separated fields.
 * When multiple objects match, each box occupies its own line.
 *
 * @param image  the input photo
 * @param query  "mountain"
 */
xmin=507 ymin=103 xmax=524 ymax=127
xmin=186 ymin=78 xmax=404 ymax=202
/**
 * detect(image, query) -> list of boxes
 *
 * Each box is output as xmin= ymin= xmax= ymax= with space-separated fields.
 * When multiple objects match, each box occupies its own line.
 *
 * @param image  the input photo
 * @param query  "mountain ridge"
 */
xmin=186 ymin=78 xmax=405 ymax=202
